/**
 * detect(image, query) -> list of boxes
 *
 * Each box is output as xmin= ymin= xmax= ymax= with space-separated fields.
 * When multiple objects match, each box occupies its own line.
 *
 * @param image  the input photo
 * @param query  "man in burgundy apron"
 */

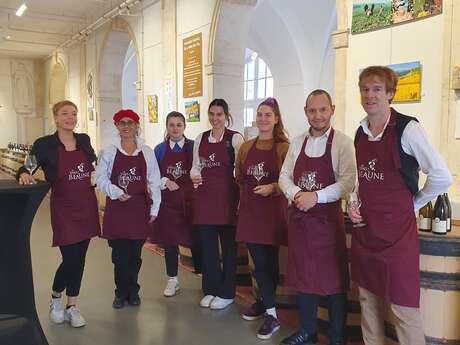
xmin=349 ymin=66 xmax=451 ymax=345
xmin=151 ymin=136 xmax=194 ymax=296
xmin=279 ymin=90 xmax=356 ymax=345
xmin=192 ymin=128 xmax=240 ymax=309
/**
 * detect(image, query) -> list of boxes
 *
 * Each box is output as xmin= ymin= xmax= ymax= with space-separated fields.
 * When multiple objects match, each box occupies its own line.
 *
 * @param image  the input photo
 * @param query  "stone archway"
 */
xmin=208 ymin=0 xmax=338 ymax=137
xmin=98 ymin=18 xmax=140 ymax=150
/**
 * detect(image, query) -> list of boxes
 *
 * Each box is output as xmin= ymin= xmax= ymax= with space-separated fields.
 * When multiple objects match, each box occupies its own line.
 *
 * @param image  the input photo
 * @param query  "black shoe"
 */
xmin=280 ymin=330 xmax=318 ymax=345
xmin=112 ymin=296 xmax=125 ymax=309
xmin=128 ymin=294 xmax=141 ymax=306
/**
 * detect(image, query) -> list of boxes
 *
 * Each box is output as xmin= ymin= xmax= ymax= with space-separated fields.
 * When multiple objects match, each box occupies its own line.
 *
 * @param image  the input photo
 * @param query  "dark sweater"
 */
xmin=16 ymin=132 xmax=97 ymax=183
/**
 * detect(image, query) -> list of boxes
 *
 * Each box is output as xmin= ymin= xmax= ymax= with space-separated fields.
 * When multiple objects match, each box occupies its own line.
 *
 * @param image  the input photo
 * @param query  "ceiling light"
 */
xmin=5 ymin=35 xmax=11 ymax=40
xmin=16 ymin=3 xmax=27 ymax=17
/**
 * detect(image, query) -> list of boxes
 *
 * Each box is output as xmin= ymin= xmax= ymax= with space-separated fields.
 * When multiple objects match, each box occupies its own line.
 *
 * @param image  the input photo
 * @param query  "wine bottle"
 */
xmin=418 ymin=201 xmax=432 ymax=232
xmin=432 ymin=195 xmax=448 ymax=235
xmin=443 ymin=193 xmax=452 ymax=232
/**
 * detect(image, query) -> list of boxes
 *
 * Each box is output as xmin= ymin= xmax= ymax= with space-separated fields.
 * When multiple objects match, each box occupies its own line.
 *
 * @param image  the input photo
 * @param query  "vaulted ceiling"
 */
xmin=0 ymin=0 xmax=126 ymax=58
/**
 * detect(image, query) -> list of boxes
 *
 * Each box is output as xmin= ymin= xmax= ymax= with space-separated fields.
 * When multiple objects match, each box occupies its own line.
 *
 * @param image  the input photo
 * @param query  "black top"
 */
xmin=16 ymin=132 xmax=97 ymax=183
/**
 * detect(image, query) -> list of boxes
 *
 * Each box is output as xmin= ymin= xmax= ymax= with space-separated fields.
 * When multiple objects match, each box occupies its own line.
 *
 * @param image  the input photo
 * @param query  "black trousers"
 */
xmin=197 ymin=225 xmax=237 ymax=299
xmin=298 ymin=292 xmax=347 ymax=343
xmin=52 ymin=239 xmax=90 ymax=297
xmin=164 ymin=246 xmax=178 ymax=277
xmin=247 ymin=243 xmax=279 ymax=310
xmin=108 ymin=239 xmax=145 ymax=299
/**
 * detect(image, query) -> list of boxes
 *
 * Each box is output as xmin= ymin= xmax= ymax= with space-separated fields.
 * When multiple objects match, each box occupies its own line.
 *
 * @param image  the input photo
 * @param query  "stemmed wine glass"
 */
xmin=348 ymin=191 xmax=366 ymax=228
xmin=193 ymin=157 xmax=206 ymax=189
xmin=24 ymin=154 xmax=37 ymax=175
xmin=172 ymin=166 xmax=182 ymax=181
xmin=253 ymin=164 xmax=265 ymax=185
xmin=118 ymin=173 xmax=130 ymax=194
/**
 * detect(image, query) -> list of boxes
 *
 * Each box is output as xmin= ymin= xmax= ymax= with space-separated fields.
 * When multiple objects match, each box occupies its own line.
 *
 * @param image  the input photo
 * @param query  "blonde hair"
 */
xmin=53 ymin=100 xmax=78 ymax=115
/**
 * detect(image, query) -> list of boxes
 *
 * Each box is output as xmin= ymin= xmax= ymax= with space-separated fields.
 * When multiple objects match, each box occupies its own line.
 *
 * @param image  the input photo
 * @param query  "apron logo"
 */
xmin=166 ymin=161 xmax=188 ymax=180
xmin=120 ymin=167 xmax=142 ymax=182
xmin=201 ymin=153 xmax=221 ymax=168
xmin=69 ymin=162 xmax=90 ymax=181
xmin=359 ymin=158 xmax=384 ymax=182
xmin=298 ymin=171 xmax=323 ymax=191
xmin=247 ymin=162 xmax=269 ymax=183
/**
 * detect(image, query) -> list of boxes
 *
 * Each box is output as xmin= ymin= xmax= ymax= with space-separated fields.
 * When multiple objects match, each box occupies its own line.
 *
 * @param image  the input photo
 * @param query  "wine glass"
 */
xmin=193 ymin=157 xmax=206 ymax=189
xmin=171 ymin=166 xmax=182 ymax=181
xmin=24 ymin=154 xmax=37 ymax=175
xmin=347 ymin=191 xmax=366 ymax=228
xmin=253 ymin=164 xmax=264 ymax=185
xmin=118 ymin=173 xmax=130 ymax=194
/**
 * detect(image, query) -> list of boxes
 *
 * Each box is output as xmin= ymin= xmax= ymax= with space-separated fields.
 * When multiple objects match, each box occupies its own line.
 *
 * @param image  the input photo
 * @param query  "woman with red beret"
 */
xmin=96 ymin=109 xmax=161 ymax=309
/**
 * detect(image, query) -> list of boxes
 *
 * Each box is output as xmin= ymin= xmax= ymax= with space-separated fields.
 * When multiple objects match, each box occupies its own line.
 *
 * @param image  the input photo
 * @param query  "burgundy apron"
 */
xmin=50 ymin=147 xmax=100 ymax=247
xmin=192 ymin=129 xmax=239 ymax=225
xmin=287 ymin=129 xmax=348 ymax=295
xmin=150 ymin=140 xmax=193 ymax=246
xmin=102 ymin=149 xmax=151 ymax=240
xmin=352 ymin=112 xmax=420 ymax=307
xmin=236 ymin=138 xmax=288 ymax=245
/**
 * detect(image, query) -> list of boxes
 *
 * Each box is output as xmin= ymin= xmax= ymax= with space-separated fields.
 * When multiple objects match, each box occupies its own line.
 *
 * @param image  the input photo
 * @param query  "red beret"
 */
xmin=113 ymin=109 xmax=140 ymax=124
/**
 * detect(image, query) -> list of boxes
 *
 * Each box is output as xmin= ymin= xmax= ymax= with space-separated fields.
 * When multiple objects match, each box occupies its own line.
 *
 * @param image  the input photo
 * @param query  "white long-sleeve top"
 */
xmin=190 ymin=129 xmax=244 ymax=177
xmin=95 ymin=136 xmax=161 ymax=217
xmin=359 ymin=115 xmax=452 ymax=210
xmin=279 ymin=127 xmax=357 ymax=203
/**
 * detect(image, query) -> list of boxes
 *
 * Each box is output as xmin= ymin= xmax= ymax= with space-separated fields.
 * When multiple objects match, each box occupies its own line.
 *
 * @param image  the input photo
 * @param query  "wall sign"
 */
xmin=183 ymin=33 xmax=203 ymax=98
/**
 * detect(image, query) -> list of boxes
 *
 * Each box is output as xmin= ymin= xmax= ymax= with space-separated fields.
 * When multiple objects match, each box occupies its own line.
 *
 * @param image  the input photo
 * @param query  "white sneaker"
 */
xmin=199 ymin=295 xmax=215 ymax=308
xmin=210 ymin=297 xmax=234 ymax=310
xmin=49 ymin=298 xmax=64 ymax=324
xmin=64 ymin=306 xmax=86 ymax=328
xmin=163 ymin=278 xmax=180 ymax=297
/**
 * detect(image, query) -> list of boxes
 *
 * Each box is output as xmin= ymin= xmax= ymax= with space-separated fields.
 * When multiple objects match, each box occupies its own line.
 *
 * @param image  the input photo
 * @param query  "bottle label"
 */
xmin=418 ymin=215 xmax=431 ymax=230
xmin=432 ymin=218 xmax=447 ymax=234
xmin=447 ymin=218 xmax=451 ymax=231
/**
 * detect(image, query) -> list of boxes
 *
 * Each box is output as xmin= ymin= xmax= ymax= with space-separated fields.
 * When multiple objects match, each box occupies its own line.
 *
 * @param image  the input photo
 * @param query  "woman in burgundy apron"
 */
xmin=190 ymin=99 xmax=244 ymax=310
xmin=235 ymin=97 xmax=289 ymax=340
xmin=151 ymin=111 xmax=194 ymax=297
xmin=18 ymin=100 xmax=100 ymax=328
xmin=96 ymin=109 xmax=160 ymax=309
xmin=279 ymin=90 xmax=353 ymax=345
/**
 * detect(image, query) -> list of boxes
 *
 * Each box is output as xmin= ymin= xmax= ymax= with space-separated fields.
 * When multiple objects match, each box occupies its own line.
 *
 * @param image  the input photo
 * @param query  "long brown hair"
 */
xmin=164 ymin=111 xmax=186 ymax=140
xmin=257 ymin=97 xmax=289 ymax=143
xmin=208 ymin=98 xmax=233 ymax=127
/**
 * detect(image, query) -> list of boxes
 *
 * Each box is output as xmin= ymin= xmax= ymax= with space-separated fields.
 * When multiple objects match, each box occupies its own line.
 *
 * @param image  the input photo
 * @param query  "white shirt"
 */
xmin=359 ymin=116 xmax=452 ymax=210
xmin=279 ymin=127 xmax=357 ymax=203
xmin=95 ymin=136 xmax=161 ymax=217
xmin=160 ymin=138 xmax=186 ymax=190
xmin=190 ymin=129 xmax=244 ymax=177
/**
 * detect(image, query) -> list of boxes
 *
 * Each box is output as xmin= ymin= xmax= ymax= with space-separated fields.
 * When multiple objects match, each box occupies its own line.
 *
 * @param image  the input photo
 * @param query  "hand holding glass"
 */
xmin=118 ymin=174 xmax=130 ymax=195
xmin=348 ymin=191 xmax=366 ymax=228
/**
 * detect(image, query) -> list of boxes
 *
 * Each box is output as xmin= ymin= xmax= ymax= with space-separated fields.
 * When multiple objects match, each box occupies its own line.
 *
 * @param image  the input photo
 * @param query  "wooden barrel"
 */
xmin=178 ymin=245 xmax=195 ymax=272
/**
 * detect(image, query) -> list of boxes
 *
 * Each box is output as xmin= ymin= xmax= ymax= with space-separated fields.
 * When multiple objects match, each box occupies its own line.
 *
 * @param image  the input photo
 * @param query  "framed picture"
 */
xmin=147 ymin=95 xmax=158 ymax=123
xmin=351 ymin=0 xmax=442 ymax=34
xmin=185 ymin=100 xmax=200 ymax=123
xmin=389 ymin=61 xmax=421 ymax=103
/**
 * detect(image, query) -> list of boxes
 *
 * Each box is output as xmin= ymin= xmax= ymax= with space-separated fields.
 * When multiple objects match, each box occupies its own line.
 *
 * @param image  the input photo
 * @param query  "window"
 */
xmin=243 ymin=48 xmax=273 ymax=127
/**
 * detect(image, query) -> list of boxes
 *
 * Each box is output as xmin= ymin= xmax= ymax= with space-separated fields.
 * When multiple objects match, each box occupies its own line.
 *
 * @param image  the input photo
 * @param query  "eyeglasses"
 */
xmin=117 ymin=120 xmax=136 ymax=126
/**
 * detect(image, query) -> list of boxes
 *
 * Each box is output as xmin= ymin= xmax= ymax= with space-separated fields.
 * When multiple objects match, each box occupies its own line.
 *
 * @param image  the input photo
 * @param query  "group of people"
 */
xmin=17 ymin=65 xmax=452 ymax=345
